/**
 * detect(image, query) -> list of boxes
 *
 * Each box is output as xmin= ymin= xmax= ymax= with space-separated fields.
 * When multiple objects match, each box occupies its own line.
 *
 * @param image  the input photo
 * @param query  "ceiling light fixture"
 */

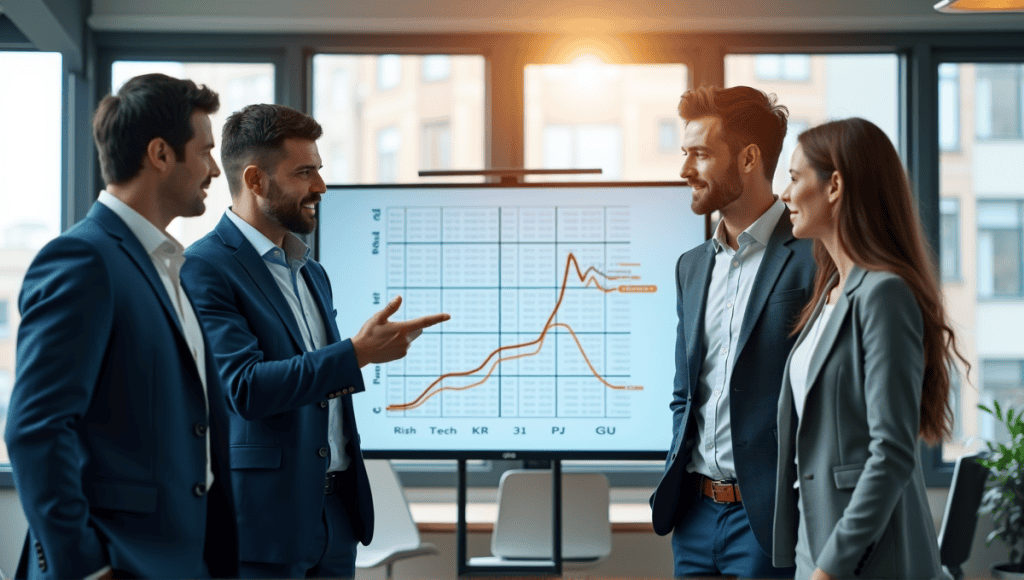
xmin=935 ymin=0 xmax=1024 ymax=12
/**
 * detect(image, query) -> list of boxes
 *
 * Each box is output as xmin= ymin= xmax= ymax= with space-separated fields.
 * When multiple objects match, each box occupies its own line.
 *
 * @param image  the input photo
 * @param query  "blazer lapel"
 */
xmin=735 ymin=212 xmax=794 ymax=359
xmin=685 ymin=242 xmax=716 ymax=394
xmin=90 ymin=203 xmax=199 ymax=380
xmin=215 ymin=215 xmax=309 ymax=353
xmin=301 ymin=265 xmax=342 ymax=344
xmin=802 ymin=268 xmax=866 ymax=405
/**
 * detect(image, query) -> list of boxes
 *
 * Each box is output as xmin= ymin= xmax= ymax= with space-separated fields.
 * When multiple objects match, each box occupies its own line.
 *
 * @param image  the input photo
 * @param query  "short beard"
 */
xmin=690 ymin=158 xmax=744 ymax=215
xmin=262 ymin=178 xmax=316 ymax=235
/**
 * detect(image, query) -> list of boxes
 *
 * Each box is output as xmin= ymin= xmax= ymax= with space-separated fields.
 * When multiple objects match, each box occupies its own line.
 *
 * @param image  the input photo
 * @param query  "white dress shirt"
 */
xmin=225 ymin=209 xmax=350 ymax=472
xmin=687 ymin=198 xmax=786 ymax=481
xmin=96 ymin=191 xmax=213 ymax=488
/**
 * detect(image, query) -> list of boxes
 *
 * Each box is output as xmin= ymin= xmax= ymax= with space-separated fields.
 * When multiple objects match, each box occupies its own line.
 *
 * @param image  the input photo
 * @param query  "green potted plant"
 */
xmin=978 ymin=401 xmax=1024 ymax=579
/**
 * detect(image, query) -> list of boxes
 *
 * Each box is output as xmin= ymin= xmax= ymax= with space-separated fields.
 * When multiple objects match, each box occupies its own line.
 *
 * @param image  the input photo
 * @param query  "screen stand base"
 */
xmin=456 ymin=458 xmax=564 ymax=576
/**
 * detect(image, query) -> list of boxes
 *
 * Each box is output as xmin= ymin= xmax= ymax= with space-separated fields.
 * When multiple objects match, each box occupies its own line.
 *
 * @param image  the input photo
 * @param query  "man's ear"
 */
xmin=145 ymin=138 xmax=174 ymax=172
xmin=243 ymin=165 xmax=264 ymax=197
xmin=739 ymin=144 xmax=761 ymax=175
xmin=828 ymin=170 xmax=843 ymax=204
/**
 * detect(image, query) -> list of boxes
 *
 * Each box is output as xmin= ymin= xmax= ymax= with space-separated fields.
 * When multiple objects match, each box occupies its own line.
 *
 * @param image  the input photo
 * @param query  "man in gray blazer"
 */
xmin=650 ymin=85 xmax=816 ymax=577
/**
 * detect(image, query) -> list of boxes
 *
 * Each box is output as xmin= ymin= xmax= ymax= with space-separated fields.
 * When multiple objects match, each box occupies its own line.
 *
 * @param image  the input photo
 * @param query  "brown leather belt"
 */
xmin=700 ymin=476 xmax=742 ymax=503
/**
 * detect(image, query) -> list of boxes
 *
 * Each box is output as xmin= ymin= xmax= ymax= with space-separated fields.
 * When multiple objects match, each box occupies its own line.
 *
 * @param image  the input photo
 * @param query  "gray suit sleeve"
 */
xmin=816 ymin=275 xmax=924 ymax=575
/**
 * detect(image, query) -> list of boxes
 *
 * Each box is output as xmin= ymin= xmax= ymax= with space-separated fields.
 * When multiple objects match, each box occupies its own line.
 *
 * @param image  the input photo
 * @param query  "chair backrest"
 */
xmin=358 ymin=460 xmax=422 ymax=556
xmin=938 ymin=451 xmax=990 ymax=569
xmin=490 ymin=470 xmax=611 ymax=561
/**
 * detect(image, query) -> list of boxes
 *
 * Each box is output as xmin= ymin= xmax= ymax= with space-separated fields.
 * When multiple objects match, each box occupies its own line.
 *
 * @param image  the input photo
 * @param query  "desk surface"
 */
xmin=410 ymin=502 xmax=655 ymax=534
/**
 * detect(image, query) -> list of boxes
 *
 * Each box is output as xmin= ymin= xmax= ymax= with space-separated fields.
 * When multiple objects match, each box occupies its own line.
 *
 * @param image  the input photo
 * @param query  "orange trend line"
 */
xmin=387 ymin=252 xmax=645 ymax=412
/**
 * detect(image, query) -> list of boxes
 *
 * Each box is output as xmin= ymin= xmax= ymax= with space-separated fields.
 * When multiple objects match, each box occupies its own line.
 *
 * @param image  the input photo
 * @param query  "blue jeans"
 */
xmin=672 ymin=494 xmax=795 ymax=578
xmin=239 ymin=491 xmax=359 ymax=578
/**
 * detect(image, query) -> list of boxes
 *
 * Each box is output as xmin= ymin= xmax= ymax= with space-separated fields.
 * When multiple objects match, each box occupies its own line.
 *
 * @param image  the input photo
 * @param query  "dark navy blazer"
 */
xmin=4 ymin=202 xmax=239 ymax=579
xmin=650 ymin=209 xmax=815 ymax=555
xmin=180 ymin=214 xmax=374 ymax=565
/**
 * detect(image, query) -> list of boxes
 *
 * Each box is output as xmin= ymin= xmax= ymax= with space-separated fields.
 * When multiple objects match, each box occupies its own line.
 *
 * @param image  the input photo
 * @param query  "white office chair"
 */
xmin=356 ymin=460 xmax=437 ymax=579
xmin=468 ymin=469 xmax=611 ymax=569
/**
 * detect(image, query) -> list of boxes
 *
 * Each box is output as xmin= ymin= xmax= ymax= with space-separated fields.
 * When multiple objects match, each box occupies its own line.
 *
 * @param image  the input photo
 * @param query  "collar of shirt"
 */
xmin=96 ymin=191 xmax=186 ymax=269
xmin=710 ymin=198 xmax=786 ymax=255
xmin=225 ymin=208 xmax=311 ymax=272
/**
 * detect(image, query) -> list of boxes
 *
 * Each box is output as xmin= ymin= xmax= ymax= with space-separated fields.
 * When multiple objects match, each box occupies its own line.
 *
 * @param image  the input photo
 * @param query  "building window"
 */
xmin=978 ymin=199 xmax=1024 ymax=299
xmin=313 ymin=54 xmax=485 ymax=184
xmin=754 ymin=54 xmax=811 ymax=81
xmin=939 ymin=63 xmax=961 ymax=151
xmin=542 ymin=124 xmax=623 ymax=180
xmin=524 ymin=62 xmax=687 ymax=182
xmin=377 ymin=126 xmax=402 ymax=183
xmin=377 ymin=55 xmax=402 ymax=91
xmin=976 ymin=64 xmax=1024 ymax=140
xmin=940 ymin=197 xmax=961 ymax=281
xmin=420 ymin=119 xmax=452 ymax=170
xmin=658 ymin=118 xmax=678 ymax=153
xmin=981 ymin=359 xmax=1024 ymax=442
xmin=421 ymin=55 xmax=451 ymax=82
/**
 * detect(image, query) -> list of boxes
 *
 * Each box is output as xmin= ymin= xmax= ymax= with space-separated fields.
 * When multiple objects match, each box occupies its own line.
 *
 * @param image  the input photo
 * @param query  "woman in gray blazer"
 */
xmin=772 ymin=117 xmax=969 ymax=580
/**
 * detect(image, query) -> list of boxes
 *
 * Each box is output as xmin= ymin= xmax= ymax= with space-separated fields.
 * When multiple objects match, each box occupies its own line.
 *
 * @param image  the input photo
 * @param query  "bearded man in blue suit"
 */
xmin=649 ymin=86 xmax=816 ymax=578
xmin=180 ymin=103 xmax=449 ymax=578
xmin=4 ymin=73 xmax=239 ymax=579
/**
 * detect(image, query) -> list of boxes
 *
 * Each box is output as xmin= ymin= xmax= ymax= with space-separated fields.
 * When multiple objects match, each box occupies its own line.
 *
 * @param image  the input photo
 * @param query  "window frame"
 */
xmin=940 ymin=196 xmax=962 ymax=282
xmin=10 ymin=29 xmax=1024 ymax=489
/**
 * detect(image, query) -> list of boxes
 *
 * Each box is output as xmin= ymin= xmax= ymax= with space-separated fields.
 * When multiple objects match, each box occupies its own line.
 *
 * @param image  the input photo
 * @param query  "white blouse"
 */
xmin=789 ymin=302 xmax=837 ymax=421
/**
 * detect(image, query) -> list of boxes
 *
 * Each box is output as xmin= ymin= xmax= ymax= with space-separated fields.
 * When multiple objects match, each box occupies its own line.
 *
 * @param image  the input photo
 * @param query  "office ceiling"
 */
xmin=88 ymin=0 xmax=1024 ymax=33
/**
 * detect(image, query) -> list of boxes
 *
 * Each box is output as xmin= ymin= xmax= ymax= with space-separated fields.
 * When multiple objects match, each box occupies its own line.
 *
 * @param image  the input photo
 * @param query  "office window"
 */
xmin=977 ymin=200 xmax=1023 ymax=299
xmin=541 ymin=124 xmax=623 ymax=179
xmin=111 ymin=61 xmax=275 ymax=248
xmin=377 ymin=55 xmax=402 ymax=90
xmin=940 ymin=198 xmax=961 ymax=281
xmin=0 ymin=51 xmax=63 ymax=466
xmin=658 ymin=118 xmax=678 ymax=153
xmin=975 ymin=64 xmax=1023 ymax=140
xmin=941 ymin=63 xmax=1024 ymax=464
xmin=754 ymin=54 xmax=811 ymax=81
xmin=525 ymin=62 xmax=688 ymax=181
xmin=313 ymin=54 xmax=485 ymax=184
xmin=727 ymin=54 xmax=900 ymax=195
xmin=377 ymin=127 xmax=401 ymax=183
xmin=0 ymin=300 xmax=8 ymax=339
xmin=421 ymin=55 xmax=451 ymax=82
xmin=421 ymin=119 xmax=452 ymax=170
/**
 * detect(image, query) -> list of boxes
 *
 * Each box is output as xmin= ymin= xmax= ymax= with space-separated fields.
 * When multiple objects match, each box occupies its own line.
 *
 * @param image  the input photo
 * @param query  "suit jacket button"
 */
xmin=319 ymin=447 xmax=328 ymax=458
xmin=194 ymin=422 xmax=207 ymax=437
xmin=193 ymin=483 xmax=207 ymax=496
xmin=320 ymin=401 xmax=328 ymax=409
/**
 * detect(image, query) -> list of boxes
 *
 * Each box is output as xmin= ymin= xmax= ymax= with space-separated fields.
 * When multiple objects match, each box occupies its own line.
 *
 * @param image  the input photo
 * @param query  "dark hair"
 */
xmin=220 ymin=104 xmax=324 ymax=196
xmin=92 ymin=73 xmax=219 ymax=185
xmin=678 ymin=85 xmax=789 ymax=180
xmin=791 ymin=117 xmax=969 ymax=445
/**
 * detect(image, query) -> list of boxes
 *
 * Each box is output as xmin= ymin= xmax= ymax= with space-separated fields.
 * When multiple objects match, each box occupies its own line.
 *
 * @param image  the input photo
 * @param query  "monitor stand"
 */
xmin=456 ymin=459 xmax=564 ymax=576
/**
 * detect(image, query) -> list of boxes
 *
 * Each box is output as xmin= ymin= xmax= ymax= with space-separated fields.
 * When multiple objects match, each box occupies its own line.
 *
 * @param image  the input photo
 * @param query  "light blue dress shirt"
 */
xmin=225 ymin=209 xmax=350 ymax=472
xmin=687 ymin=199 xmax=786 ymax=481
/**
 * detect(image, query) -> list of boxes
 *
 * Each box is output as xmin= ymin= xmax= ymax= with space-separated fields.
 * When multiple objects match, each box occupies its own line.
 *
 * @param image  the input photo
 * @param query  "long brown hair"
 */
xmin=791 ymin=117 xmax=968 ymax=445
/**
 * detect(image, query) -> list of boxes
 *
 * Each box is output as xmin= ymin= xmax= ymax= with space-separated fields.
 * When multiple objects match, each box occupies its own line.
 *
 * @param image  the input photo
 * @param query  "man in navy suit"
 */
xmin=649 ymin=86 xmax=815 ymax=578
xmin=4 ymin=73 xmax=239 ymax=579
xmin=180 ymin=103 xmax=449 ymax=578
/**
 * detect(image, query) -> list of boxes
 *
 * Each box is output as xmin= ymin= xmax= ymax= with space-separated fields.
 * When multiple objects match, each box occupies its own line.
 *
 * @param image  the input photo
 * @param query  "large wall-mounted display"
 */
xmin=318 ymin=182 xmax=703 ymax=458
